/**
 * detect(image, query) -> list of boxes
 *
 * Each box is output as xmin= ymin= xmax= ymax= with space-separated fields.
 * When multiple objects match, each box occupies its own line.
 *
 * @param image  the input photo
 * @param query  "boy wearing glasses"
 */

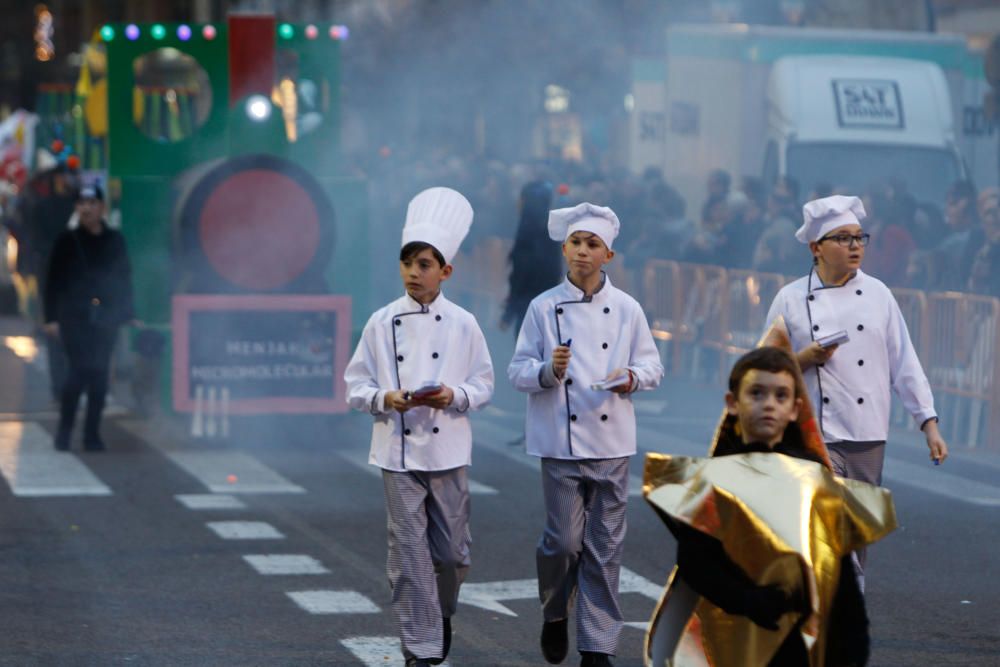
xmin=764 ymin=194 xmax=947 ymax=590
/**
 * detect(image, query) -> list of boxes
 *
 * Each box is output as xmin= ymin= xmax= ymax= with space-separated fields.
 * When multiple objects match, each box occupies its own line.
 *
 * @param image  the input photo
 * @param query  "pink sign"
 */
xmin=172 ymin=294 xmax=351 ymax=414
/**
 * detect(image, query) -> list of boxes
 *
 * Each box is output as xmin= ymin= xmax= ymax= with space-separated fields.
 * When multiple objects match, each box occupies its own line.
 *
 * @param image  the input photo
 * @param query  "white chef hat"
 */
xmin=795 ymin=195 xmax=867 ymax=244
xmin=401 ymin=187 xmax=474 ymax=264
xmin=547 ymin=202 xmax=620 ymax=249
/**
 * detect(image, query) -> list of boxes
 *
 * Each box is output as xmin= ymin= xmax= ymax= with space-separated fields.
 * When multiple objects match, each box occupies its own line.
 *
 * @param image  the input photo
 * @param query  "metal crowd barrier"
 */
xmin=923 ymin=292 xmax=999 ymax=448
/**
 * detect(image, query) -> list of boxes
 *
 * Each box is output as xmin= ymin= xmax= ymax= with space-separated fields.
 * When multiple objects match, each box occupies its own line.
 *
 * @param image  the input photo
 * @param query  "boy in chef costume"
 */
xmin=344 ymin=187 xmax=494 ymax=667
xmin=764 ymin=194 xmax=948 ymax=590
xmin=508 ymin=202 xmax=664 ymax=667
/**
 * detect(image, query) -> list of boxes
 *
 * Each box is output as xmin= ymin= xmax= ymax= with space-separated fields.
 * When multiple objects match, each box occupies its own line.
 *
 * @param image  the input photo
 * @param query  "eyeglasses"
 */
xmin=818 ymin=233 xmax=870 ymax=248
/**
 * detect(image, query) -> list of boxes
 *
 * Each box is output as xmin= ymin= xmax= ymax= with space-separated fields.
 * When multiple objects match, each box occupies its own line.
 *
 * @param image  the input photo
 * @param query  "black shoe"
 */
xmin=580 ymin=651 xmax=615 ymax=667
xmin=54 ymin=431 xmax=71 ymax=451
xmin=541 ymin=618 xmax=569 ymax=664
xmin=83 ymin=437 xmax=106 ymax=452
xmin=428 ymin=617 xmax=451 ymax=665
xmin=404 ymin=659 xmax=432 ymax=667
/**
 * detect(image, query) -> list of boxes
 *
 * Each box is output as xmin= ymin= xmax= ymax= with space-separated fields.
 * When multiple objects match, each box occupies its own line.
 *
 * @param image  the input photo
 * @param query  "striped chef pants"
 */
xmin=826 ymin=440 xmax=886 ymax=592
xmin=383 ymin=466 xmax=472 ymax=661
xmin=537 ymin=456 xmax=630 ymax=656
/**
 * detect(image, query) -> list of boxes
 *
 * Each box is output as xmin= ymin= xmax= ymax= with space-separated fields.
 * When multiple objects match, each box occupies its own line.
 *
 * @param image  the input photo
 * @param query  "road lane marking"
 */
xmin=207 ymin=521 xmax=284 ymax=539
xmin=480 ymin=408 xmax=1000 ymax=507
xmin=159 ymin=450 xmax=305 ymax=494
xmin=338 ymin=452 xmax=499 ymax=495
xmin=458 ymin=566 xmax=663 ymax=617
xmin=119 ymin=419 xmax=305 ymax=494
xmin=175 ymin=493 xmax=246 ymax=510
xmin=457 ymin=577 xmax=537 ymax=616
xmin=242 ymin=554 xmax=329 ymax=575
xmin=620 ymin=567 xmax=666 ymax=600
xmin=341 ymin=636 xmax=450 ymax=667
xmin=0 ymin=422 xmax=111 ymax=497
xmin=287 ymin=590 xmax=380 ymax=614
xmin=884 ymin=458 xmax=1000 ymax=507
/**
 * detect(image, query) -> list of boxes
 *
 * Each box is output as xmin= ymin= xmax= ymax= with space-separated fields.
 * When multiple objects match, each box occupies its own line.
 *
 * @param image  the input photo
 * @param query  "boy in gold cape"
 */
xmin=643 ymin=324 xmax=896 ymax=666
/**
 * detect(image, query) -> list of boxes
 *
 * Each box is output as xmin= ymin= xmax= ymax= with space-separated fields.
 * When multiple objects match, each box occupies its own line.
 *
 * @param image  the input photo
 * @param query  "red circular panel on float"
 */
xmin=198 ymin=170 xmax=321 ymax=290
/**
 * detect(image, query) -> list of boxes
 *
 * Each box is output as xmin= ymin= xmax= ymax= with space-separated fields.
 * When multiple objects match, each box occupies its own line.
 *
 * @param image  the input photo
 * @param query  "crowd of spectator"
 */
xmin=354 ymin=144 xmax=1000 ymax=300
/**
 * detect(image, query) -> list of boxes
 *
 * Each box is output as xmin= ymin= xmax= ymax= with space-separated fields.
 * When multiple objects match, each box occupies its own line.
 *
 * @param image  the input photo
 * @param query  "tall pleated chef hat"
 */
xmin=795 ymin=195 xmax=867 ymax=244
xmin=402 ymin=187 xmax=474 ymax=264
xmin=547 ymin=202 xmax=620 ymax=249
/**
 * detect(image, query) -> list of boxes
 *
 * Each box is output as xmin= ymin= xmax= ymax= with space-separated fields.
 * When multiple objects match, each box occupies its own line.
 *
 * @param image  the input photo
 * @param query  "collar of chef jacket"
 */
xmin=558 ymin=272 xmax=612 ymax=303
xmin=398 ymin=290 xmax=450 ymax=315
xmin=807 ymin=267 xmax=866 ymax=293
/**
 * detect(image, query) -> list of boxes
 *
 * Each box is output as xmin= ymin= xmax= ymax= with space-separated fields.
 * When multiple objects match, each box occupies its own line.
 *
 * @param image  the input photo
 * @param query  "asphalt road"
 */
xmin=2 ymin=322 xmax=999 ymax=666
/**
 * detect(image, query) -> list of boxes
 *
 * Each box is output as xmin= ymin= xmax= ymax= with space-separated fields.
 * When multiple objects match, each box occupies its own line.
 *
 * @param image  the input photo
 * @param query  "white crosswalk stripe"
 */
xmin=175 ymin=493 xmax=247 ymax=510
xmin=287 ymin=590 xmax=381 ymax=614
xmin=120 ymin=419 xmax=304 ymax=494
xmin=458 ymin=565 xmax=664 ymax=617
xmin=158 ymin=450 xmax=306 ymax=494
xmin=0 ymin=422 xmax=111 ymax=497
xmin=341 ymin=636 xmax=450 ymax=667
xmin=242 ymin=554 xmax=329 ymax=575
xmin=206 ymin=521 xmax=284 ymax=539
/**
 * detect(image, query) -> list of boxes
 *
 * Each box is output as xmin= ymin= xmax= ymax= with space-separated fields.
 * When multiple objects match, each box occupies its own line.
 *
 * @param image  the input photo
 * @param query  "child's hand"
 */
xmin=797 ymin=341 xmax=837 ymax=369
xmin=411 ymin=385 xmax=454 ymax=410
xmin=552 ymin=345 xmax=572 ymax=378
xmin=922 ymin=418 xmax=949 ymax=464
xmin=384 ymin=390 xmax=412 ymax=413
xmin=744 ymin=584 xmax=801 ymax=631
xmin=606 ymin=368 xmax=634 ymax=394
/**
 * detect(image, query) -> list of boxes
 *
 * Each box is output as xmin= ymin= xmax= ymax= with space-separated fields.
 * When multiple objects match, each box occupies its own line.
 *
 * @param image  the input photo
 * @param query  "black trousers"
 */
xmin=57 ymin=320 xmax=118 ymax=442
xmin=45 ymin=334 xmax=68 ymax=400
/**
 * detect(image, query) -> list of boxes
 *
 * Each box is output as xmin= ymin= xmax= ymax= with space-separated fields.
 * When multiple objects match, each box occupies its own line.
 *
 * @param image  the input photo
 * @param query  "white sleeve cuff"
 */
xmin=450 ymin=387 xmax=471 ymax=412
xmin=371 ymin=391 xmax=386 ymax=415
xmin=539 ymin=361 xmax=561 ymax=389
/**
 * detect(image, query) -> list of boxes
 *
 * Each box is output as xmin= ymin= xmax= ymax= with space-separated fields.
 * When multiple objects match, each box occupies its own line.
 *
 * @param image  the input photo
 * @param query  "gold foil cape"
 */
xmin=643 ymin=453 xmax=896 ymax=666
xmin=642 ymin=320 xmax=897 ymax=666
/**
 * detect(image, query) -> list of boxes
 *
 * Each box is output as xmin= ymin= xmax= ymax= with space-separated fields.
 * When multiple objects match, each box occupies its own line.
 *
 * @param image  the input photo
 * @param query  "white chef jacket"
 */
xmin=344 ymin=291 xmax=494 ymax=472
xmin=765 ymin=268 xmax=936 ymax=443
xmin=508 ymin=275 xmax=664 ymax=459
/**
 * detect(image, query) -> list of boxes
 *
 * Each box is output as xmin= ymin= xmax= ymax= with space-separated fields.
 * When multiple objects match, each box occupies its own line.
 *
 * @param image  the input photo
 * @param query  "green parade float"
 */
xmin=97 ymin=16 xmax=369 ymax=420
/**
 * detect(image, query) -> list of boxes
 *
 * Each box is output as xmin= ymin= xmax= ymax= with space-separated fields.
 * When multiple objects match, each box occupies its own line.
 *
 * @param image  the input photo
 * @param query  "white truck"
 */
xmin=626 ymin=23 xmax=998 ymax=211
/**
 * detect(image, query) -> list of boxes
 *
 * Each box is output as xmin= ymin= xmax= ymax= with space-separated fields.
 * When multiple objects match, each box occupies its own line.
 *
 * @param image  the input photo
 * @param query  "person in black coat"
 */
xmin=499 ymin=180 xmax=560 ymax=337
xmin=43 ymin=185 xmax=135 ymax=451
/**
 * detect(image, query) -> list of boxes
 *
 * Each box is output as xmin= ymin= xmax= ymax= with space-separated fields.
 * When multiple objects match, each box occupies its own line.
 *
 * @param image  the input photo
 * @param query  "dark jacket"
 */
xmin=501 ymin=182 xmax=560 ymax=330
xmin=44 ymin=223 xmax=134 ymax=328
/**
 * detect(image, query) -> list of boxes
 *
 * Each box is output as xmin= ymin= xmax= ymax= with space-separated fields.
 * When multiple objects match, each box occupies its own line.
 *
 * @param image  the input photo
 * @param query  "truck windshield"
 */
xmin=786 ymin=143 xmax=960 ymax=207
